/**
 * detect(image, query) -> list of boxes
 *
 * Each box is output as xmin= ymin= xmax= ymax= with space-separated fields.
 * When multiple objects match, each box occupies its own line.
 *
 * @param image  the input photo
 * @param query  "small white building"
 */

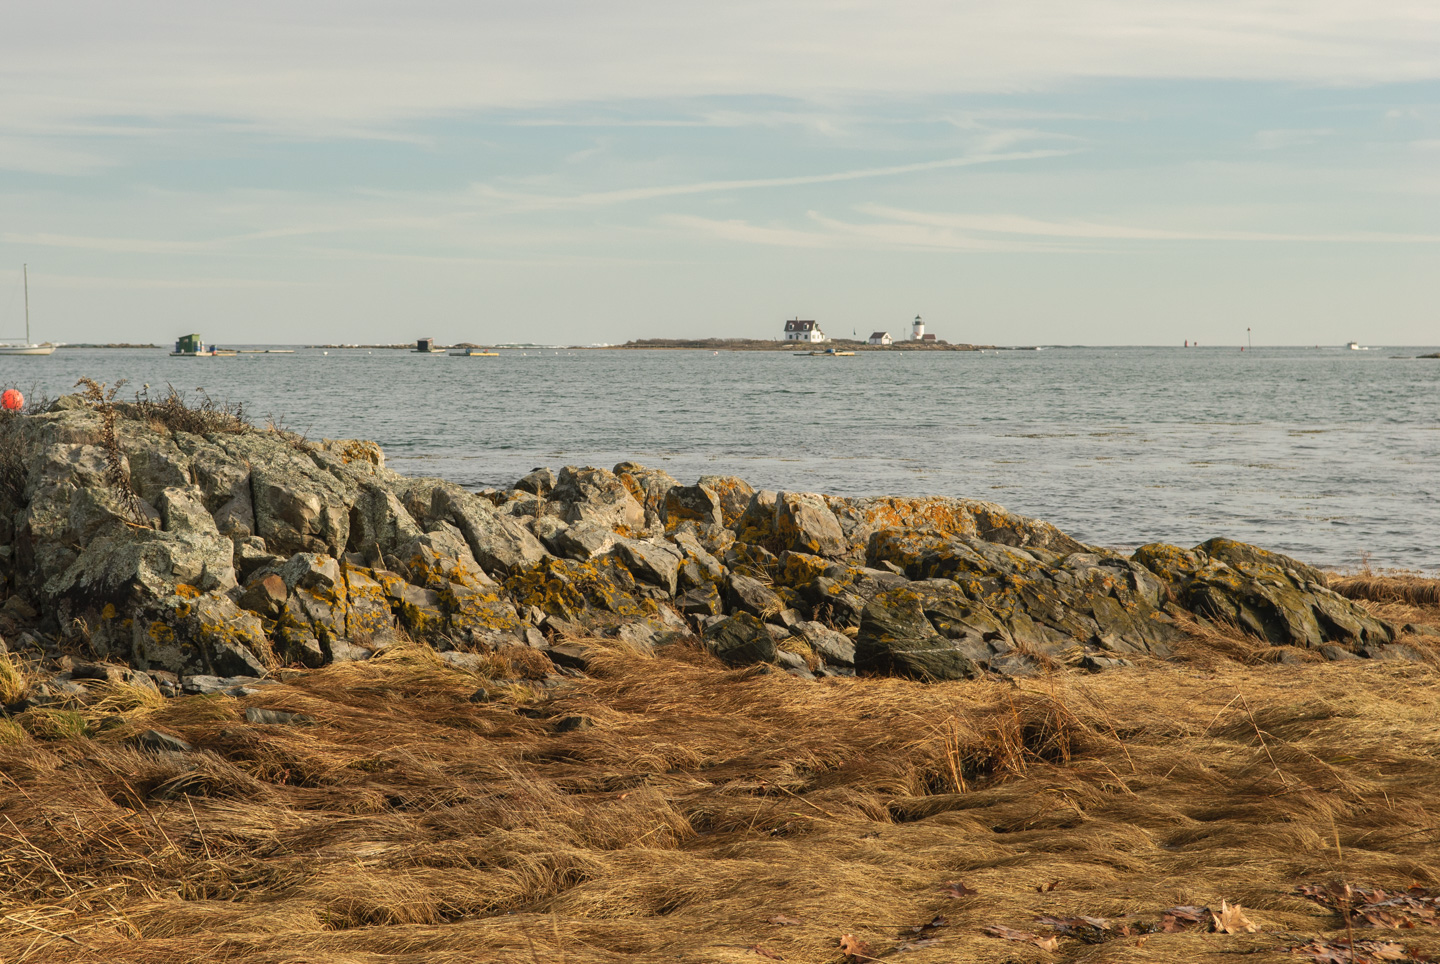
xmin=911 ymin=314 xmax=925 ymax=341
xmin=868 ymin=331 xmax=892 ymax=346
xmin=784 ymin=318 xmax=826 ymax=343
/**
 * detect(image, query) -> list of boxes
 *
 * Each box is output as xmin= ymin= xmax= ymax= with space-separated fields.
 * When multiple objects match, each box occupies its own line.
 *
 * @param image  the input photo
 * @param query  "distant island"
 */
xmin=611 ymin=337 xmax=993 ymax=351
xmin=58 ymin=343 xmax=161 ymax=349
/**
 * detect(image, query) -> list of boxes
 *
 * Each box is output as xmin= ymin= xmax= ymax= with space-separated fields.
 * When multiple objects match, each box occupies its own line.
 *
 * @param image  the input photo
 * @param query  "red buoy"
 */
xmin=2 ymin=388 xmax=23 ymax=411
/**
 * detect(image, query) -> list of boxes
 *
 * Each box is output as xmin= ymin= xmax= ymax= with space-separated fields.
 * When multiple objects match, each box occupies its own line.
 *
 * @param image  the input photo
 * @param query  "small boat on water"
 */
xmin=170 ymin=333 xmax=236 ymax=357
xmin=449 ymin=347 xmax=499 ymax=357
xmin=0 ymin=265 xmax=56 ymax=356
xmin=1347 ymin=341 xmax=1369 ymax=351
xmin=794 ymin=347 xmax=856 ymax=356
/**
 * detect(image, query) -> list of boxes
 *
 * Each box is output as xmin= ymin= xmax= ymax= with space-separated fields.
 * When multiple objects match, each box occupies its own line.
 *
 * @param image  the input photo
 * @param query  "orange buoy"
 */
xmin=2 ymin=388 xmax=23 ymax=411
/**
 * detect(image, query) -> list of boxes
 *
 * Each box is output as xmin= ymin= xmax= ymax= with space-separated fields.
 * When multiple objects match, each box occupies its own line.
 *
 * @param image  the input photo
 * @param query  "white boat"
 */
xmin=0 ymin=265 xmax=56 ymax=356
xmin=1347 ymin=342 xmax=1368 ymax=351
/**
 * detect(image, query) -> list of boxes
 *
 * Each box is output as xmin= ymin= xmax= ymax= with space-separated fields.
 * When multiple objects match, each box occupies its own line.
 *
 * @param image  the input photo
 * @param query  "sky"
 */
xmin=1 ymin=1 xmax=1437 ymax=347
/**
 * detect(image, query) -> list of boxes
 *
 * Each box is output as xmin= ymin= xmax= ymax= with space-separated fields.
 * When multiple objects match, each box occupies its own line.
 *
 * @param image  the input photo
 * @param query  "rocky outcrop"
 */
xmin=0 ymin=393 xmax=1419 ymax=696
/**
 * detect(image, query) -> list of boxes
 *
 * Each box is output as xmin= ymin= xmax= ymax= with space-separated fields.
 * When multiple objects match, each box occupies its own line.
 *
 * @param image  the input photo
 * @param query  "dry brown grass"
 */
xmin=1332 ymin=573 xmax=1440 ymax=608
xmin=0 ymin=650 xmax=34 ymax=705
xmin=4 ymin=608 xmax=1440 ymax=962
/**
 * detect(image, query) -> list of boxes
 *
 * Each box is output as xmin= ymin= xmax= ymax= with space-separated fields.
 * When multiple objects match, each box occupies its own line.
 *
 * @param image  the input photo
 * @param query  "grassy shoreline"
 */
xmin=2 ymin=579 xmax=1439 ymax=963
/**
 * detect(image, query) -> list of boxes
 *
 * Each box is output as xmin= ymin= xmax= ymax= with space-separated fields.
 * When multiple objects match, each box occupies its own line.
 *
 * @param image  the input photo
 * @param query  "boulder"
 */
xmin=796 ymin=620 xmax=856 ymax=666
xmin=704 ymin=613 xmax=778 ymax=666
xmin=855 ymin=589 xmax=981 ymax=681
xmin=550 ymin=466 xmax=645 ymax=532
xmin=612 ymin=537 xmax=683 ymax=595
xmin=614 ymin=462 xmax=678 ymax=529
xmin=663 ymin=484 xmax=724 ymax=529
xmin=1197 ymin=537 xmax=1327 ymax=587
xmin=696 ymin=475 xmax=756 ymax=528
xmin=348 ymin=481 xmax=424 ymax=558
xmin=514 ymin=467 xmax=556 ymax=497
xmin=774 ymin=492 xmax=847 ymax=557
xmin=734 ymin=490 xmax=778 ymax=547
xmin=342 ymin=566 xmax=397 ymax=640
xmin=550 ymin=521 xmax=619 ymax=561
xmin=130 ymin=592 xmax=273 ymax=677
xmin=431 ymin=485 xmax=549 ymax=575
xmin=677 ymin=584 xmax=724 ymax=618
xmin=725 ymin=573 xmax=784 ymax=619
xmin=828 ymin=495 xmax=1090 ymax=558
xmin=1133 ymin=540 xmax=1393 ymax=651
xmin=238 ymin=573 xmax=288 ymax=619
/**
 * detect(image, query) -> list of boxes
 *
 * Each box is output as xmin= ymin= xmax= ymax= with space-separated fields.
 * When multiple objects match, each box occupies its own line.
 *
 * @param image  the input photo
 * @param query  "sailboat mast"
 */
xmin=23 ymin=264 xmax=30 ymax=345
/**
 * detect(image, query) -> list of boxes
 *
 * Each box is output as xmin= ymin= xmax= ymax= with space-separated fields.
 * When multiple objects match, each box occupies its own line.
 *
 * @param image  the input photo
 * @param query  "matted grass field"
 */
xmin=2 ymin=581 xmax=1439 ymax=963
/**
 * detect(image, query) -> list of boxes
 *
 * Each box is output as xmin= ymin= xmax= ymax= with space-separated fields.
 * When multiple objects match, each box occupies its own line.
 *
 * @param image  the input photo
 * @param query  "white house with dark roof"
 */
xmin=783 ymin=318 xmax=826 ymax=343
xmin=868 ymin=331 xmax=892 ymax=345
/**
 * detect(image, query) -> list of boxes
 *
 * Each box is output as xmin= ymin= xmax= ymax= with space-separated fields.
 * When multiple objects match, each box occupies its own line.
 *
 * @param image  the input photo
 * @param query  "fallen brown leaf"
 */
xmin=942 ymin=881 xmax=978 ymax=899
xmin=1037 ymin=879 xmax=1060 ymax=893
xmin=1300 ymin=882 xmax=1440 ymax=930
xmin=1290 ymin=938 xmax=1415 ymax=962
xmin=839 ymin=933 xmax=878 ymax=961
xmin=768 ymin=915 xmax=802 ymax=926
xmin=1212 ymin=900 xmax=1258 ymax=934
xmin=749 ymin=945 xmax=783 ymax=959
xmin=1159 ymin=904 xmax=1211 ymax=932
xmin=984 ymin=924 xmax=1059 ymax=952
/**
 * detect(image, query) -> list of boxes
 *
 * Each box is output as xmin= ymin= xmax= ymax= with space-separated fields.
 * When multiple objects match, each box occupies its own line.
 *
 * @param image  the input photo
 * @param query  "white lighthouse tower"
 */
xmin=911 ymin=314 xmax=925 ymax=341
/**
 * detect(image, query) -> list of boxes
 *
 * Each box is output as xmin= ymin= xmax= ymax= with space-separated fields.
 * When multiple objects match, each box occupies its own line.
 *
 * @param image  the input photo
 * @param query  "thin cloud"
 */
xmin=472 ymin=149 xmax=1077 ymax=209
xmin=662 ymin=212 xmax=1075 ymax=252
xmin=858 ymin=205 xmax=1440 ymax=243
xmin=38 ymin=273 xmax=313 ymax=289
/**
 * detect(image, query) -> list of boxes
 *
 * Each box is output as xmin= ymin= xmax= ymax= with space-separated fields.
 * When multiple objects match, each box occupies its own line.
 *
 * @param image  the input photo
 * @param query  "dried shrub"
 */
xmin=74 ymin=376 xmax=147 ymax=526
xmin=127 ymin=383 xmax=252 ymax=436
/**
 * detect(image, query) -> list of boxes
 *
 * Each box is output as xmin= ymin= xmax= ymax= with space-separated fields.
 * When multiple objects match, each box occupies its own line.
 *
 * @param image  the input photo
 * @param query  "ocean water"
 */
xmin=4 ymin=345 xmax=1437 ymax=571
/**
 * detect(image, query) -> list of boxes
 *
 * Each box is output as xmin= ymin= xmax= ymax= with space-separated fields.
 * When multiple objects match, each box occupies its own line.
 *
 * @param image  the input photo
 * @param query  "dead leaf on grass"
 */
xmin=1159 ymin=904 xmax=1211 ymax=932
xmin=942 ymin=880 xmax=978 ymax=899
xmin=768 ymin=915 xmax=802 ymax=926
xmin=984 ymin=924 xmax=1059 ymax=952
xmin=749 ymin=945 xmax=783 ymax=959
xmin=1212 ymin=900 xmax=1259 ymax=934
xmin=1037 ymin=879 xmax=1060 ymax=893
xmin=839 ymin=933 xmax=878 ymax=961
xmin=1290 ymin=938 xmax=1416 ymax=962
xmin=1300 ymin=882 xmax=1440 ymax=930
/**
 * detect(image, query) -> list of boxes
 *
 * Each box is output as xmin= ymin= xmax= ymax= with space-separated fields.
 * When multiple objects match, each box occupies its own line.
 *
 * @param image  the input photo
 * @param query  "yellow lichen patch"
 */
xmin=174 ymin=583 xmax=201 ymax=599
xmin=701 ymin=475 xmax=756 ymax=527
xmin=147 ymin=621 xmax=177 ymax=645
xmin=445 ymin=584 xmax=524 ymax=636
xmin=397 ymin=600 xmax=446 ymax=638
xmin=851 ymin=496 xmax=980 ymax=541
xmin=101 ymin=603 xmax=118 ymax=620
xmin=775 ymin=552 xmax=830 ymax=588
